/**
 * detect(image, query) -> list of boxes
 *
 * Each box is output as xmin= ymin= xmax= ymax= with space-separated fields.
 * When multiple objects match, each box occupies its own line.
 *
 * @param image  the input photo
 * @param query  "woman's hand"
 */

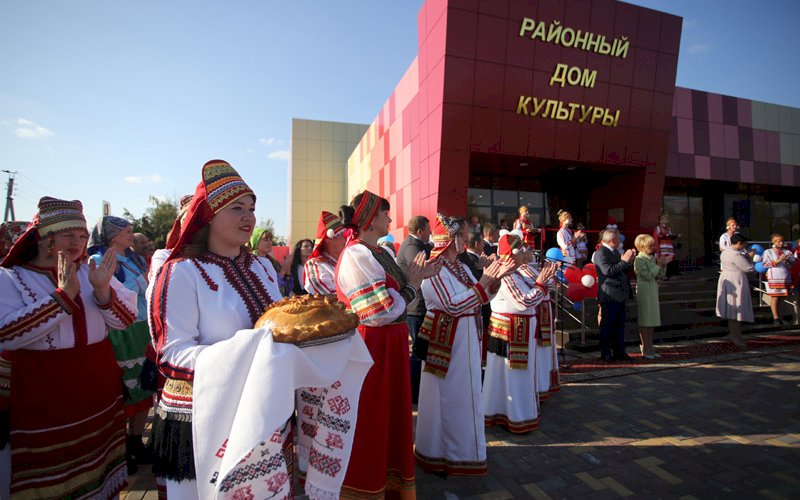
xmin=57 ymin=251 xmax=80 ymax=299
xmin=89 ymin=248 xmax=117 ymax=303
xmin=405 ymin=251 xmax=441 ymax=289
xmin=536 ymin=261 xmax=558 ymax=287
xmin=478 ymin=258 xmax=516 ymax=291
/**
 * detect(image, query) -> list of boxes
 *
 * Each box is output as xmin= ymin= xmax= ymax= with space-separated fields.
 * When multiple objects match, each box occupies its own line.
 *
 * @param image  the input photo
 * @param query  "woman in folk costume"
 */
xmin=304 ymin=211 xmax=345 ymax=295
xmin=513 ymin=205 xmax=539 ymax=248
xmin=87 ymin=215 xmax=154 ymax=473
xmin=519 ymin=253 xmax=561 ymax=399
xmin=0 ymin=197 xmax=137 ymax=499
xmin=653 ymin=213 xmax=678 ymax=278
xmin=336 ymin=190 xmax=438 ymax=498
xmin=148 ymin=160 xmax=282 ymax=498
xmin=762 ymin=234 xmax=796 ymax=325
xmin=556 ymin=210 xmax=583 ymax=266
xmin=483 ymin=234 xmax=557 ymax=434
xmin=413 ymin=214 xmax=514 ymax=476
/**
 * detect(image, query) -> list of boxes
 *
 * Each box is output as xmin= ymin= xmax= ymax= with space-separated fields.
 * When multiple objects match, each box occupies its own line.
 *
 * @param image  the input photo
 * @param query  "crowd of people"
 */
xmin=0 ymin=158 xmax=796 ymax=498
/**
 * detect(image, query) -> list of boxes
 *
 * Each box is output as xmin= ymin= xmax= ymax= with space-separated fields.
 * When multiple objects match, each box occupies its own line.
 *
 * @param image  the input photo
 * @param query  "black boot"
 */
xmin=126 ymin=435 xmax=139 ymax=474
xmin=130 ymin=434 xmax=154 ymax=464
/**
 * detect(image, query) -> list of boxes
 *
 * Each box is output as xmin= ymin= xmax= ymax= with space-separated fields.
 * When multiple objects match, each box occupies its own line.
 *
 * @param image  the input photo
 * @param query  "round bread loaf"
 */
xmin=256 ymin=294 xmax=359 ymax=344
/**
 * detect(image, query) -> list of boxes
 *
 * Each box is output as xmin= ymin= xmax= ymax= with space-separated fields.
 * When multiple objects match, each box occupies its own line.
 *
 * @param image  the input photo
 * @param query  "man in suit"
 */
xmin=396 ymin=215 xmax=432 ymax=404
xmin=593 ymin=229 xmax=637 ymax=362
xmin=460 ymin=231 xmax=486 ymax=279
xmin=482 ymin=223 xmax=498 ymax=256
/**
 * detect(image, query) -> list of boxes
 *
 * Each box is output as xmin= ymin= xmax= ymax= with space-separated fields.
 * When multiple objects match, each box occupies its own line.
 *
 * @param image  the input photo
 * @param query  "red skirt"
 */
xmin=9 ymin=340 xmax=127 ymax=499
xmin=341 ymin=322 xmax=416 ymax=499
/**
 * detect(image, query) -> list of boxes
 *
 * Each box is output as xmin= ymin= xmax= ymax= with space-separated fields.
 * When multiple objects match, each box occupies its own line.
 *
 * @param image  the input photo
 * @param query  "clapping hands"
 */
xmin=405 ymin=251 xmax=442 ymax=288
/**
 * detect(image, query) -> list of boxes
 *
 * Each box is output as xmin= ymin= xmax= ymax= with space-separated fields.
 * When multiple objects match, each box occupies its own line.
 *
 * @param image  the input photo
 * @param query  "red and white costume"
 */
xmin=762 ymin=247 xmax=795 ymax=296
xmin=304 ymin=211 xmax=344 ymax=295
xmin=654 ymin=222 xmax=675 ymax=260
xmin=520 ymin=264 xmax=560 ymax=398
xmin=336 ymin=191 xmax=416 ymax=498
xmin=0 ymin=197 xmax=137 ymax=499
xmin=513 ymin=216 xmax=537 ymax=248
xmin=414 ymin=214 xmax=493 ymax=476
xmin=483 ymin=235 xmax=546 ymax=434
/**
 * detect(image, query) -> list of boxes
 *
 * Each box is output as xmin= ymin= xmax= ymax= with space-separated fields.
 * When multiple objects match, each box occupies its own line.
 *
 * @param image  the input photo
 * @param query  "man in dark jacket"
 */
xmin=396 ymin=215 xmax=432 ymax=403
xmin=593 ymin=229 xmax=637 ymax=362
xmin=482 ymin=223 xmax=498 ymax=256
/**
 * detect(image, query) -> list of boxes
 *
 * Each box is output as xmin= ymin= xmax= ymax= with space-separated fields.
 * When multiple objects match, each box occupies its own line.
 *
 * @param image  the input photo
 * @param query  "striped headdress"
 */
xmin=429 ymin=213 xmax=464 ymax=260
xmin=1 ymin=197 xmax=87 ymax=268
xmin=311 ymin=211 xmax=344 ymax=259
xmin=166 ymin=160 xmax=255 ymax=261
xmin=498 ymin=233 xmax=524 ymax=258
xmin=352 ymin=190 xmax=382 ymax=231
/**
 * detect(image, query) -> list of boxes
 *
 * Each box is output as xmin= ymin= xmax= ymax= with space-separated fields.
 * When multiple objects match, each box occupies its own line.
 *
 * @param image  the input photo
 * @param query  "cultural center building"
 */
xmin=289 ymin=0 xmax=800 ymax=266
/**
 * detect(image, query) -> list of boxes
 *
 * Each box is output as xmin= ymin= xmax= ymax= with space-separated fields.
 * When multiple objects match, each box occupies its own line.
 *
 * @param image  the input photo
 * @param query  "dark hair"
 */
xmin=182 ymin=225 xmax=211 ymax=258
xmin=339 ymin=193 xmax=390 ymax=228
xmin=291 ymin=239 xmax=313 ymax=295
xmin=730 ymin=234 xmax=747 ymax=245
xmin=468 ymin=231 xmax=483 ymax=248
xmin=408 ymin=216 xmax=429 ymax=235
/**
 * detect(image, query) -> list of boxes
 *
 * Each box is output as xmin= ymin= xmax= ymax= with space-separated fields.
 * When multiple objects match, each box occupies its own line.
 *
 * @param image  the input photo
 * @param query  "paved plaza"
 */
xmin=124 ymin=333 xmax=800 ymax=499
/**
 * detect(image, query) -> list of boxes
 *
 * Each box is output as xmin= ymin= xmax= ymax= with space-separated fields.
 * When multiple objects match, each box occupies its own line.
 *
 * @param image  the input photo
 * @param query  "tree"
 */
xmin=123 ymin=196 xmax=179 ymax=249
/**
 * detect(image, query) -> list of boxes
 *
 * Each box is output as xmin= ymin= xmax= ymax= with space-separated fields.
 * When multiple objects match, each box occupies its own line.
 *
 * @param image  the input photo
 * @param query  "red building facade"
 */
xmin=348 ymin=0 xmax=800 ymax=265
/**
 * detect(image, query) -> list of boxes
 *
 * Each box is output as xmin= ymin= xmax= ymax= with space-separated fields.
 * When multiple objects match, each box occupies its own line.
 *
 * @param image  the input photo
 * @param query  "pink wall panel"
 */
xmin=707 ymin=93 xmax=723 ymax=124
xmin=740 ymin=160 xmax=754 ymax=183
xmin=708 ymin=122 xmax=725 ymax=157
xmin=695 ymin=155 xmax=710 ymax=179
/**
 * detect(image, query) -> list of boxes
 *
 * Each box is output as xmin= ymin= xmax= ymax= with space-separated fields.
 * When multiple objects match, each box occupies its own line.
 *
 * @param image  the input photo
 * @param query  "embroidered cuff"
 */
xmin=95 ymin=287 xmax=116 ymax=309
xmin=473 ymin=283 xmax=490 ymax=304
xmin=535 ymin=282 xmax=548 ymax=291
xmin=51 ymin=288 xmax=78 ymax=315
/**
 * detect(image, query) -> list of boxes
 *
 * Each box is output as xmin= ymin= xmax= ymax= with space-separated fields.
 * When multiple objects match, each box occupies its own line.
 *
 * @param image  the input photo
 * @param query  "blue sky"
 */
xmin=2 ymin=0 xmax=798 ymax=241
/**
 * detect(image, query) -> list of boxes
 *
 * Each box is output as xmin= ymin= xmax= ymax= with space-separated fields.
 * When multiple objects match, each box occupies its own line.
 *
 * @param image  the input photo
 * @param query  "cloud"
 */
xmin=259 ymin=137 xmax=283 ymax=145
xmin=267 ymin=150 xmax=290 ymax=161
xmin=124 ymin=174 xmax=164 ymax=184
xmin=14 ymin=118 xmax=54 ymax=139
xmin=687 ymin=43 xmax=710 ymax=54
xmin=683 ymin=19 xmax=698 ymax=29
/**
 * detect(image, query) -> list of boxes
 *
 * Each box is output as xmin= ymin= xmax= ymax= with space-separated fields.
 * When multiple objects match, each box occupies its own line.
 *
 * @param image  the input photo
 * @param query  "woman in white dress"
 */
xmin=715 ymin=234 xmax=754 ymax=349
xmin=414 ymin=214 xmax=513 ymax=477
xmin=148 ymin=160 xmax=283 ymax=498
xmin=761 ymin=234 xmax=795 ymax=324
xmin=483 ymin=234 xmax=557 ymax=433
xmin=556 ymin=210 xmax=583 ymax=266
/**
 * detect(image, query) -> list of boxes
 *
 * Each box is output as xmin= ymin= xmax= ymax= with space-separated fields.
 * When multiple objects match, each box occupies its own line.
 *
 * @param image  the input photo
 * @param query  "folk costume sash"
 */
xmin=487 ymin=313 xmax=533 ymax=369
xmin=417 ymin=310 xmax=459 ymax=377
xmin=537 ymin=301 xmax=553 ymax=347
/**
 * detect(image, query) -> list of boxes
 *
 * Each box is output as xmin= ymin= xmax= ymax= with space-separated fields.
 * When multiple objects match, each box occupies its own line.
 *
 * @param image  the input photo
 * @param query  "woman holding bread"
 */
xmin=336 ymin=190 xmax=440 ymax=498
xmin=148 ymin=160 xmax=282 ymax=498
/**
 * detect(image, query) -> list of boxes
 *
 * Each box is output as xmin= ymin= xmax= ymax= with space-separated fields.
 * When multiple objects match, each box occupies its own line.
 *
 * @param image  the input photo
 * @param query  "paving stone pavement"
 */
xmin=124 ymin=333 xmax=800 ymax=499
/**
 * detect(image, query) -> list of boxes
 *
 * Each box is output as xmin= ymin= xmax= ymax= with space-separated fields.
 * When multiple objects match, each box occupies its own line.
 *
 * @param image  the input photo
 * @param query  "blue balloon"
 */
xmin=572 ymin=301 xmax=582 ymax=311
xmin=754 ymin=262 xmax=766 ymax=274
xmin=545 ymin=247 xmax=565 ymax=262
xmin=749 ymin=244 xmax=765 ymax=256
xmin=556 ymin=269 xmax=568 ymax=284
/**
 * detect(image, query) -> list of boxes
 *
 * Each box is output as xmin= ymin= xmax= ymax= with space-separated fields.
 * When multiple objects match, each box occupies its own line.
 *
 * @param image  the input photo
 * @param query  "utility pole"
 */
xmin=3 ymin=170 xmax=17 ymax=222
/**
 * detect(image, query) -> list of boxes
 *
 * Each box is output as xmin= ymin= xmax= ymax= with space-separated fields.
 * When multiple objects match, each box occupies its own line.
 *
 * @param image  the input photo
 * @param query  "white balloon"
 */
xmin=753 ymin=254 xmax=762 ymax=262
xmin=581 ymin=275 xmax=596 ymax=288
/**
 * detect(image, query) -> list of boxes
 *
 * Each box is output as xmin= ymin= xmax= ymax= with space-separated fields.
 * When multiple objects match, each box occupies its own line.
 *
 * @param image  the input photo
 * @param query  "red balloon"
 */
xmin=583 ymin=263 xmax=598 ymax=277
xmin=564 ymin=266 xmax=583 ymax=284
xmin=567 ymin=282 xmax=588 ymax=302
